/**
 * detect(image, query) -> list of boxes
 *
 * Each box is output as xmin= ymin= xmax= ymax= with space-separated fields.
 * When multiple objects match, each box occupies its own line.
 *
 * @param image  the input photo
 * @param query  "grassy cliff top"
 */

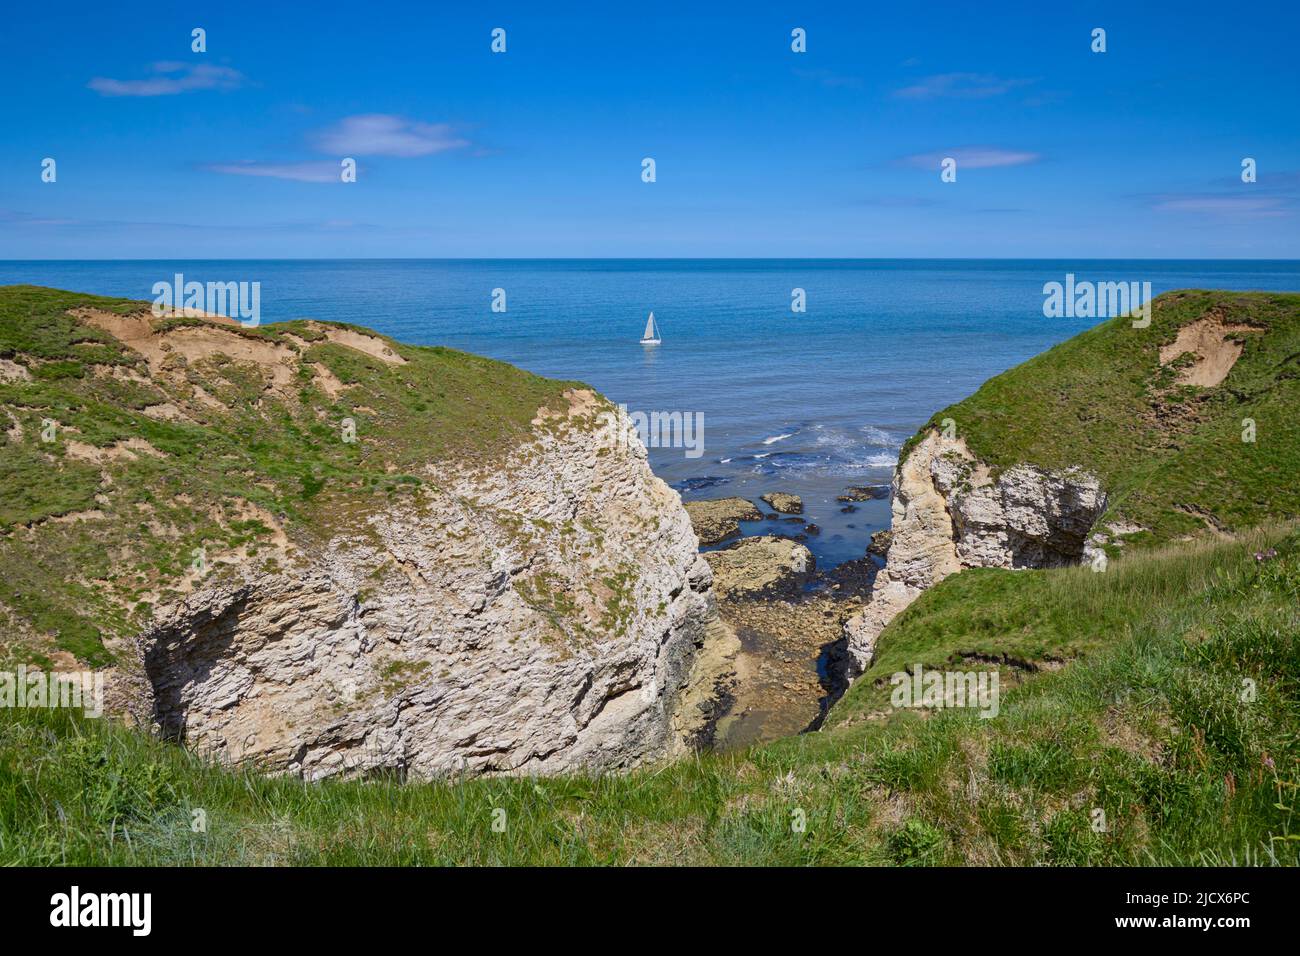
xmin=0 ymin=285 xmax=580 ymax=668
xmin=904 ymin=290 xmax=1300 ymax=546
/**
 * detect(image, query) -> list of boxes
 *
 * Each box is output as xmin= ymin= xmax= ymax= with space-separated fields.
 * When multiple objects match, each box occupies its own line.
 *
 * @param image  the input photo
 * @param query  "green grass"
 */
xmin=3 ymin=529 xmax=1296 ymax=865
xmin=0 ymin=285 xmax=582 ymax=667
xmin=828 ymin=528 xmax=1289 ymax=724
xmin=904 ymin=290 xmax=1300 ymax=544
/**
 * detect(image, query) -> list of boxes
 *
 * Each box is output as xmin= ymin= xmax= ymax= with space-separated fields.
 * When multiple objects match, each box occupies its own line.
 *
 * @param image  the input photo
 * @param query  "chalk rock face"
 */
xmin=843 ymin=431 xmax=1105 ymax=677
xmin=141 ymin=391 xmax=730 ymax=780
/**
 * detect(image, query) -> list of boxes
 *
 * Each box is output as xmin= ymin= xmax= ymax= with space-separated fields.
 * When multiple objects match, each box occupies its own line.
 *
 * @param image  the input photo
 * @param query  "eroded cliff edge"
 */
xmin=142 ymin=389 xmax=733 ymax=779
xmin=843 ymin=431 xmax=1105 ymax=677
xmin=841 ymin=290 xmax=1300 ymax=680
xmin=0 ymin=287 xmax=735 ymax=781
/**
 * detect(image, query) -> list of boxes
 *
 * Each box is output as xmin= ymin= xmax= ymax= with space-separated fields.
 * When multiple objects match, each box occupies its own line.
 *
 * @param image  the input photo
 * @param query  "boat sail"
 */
xmin=639 ymin=311 xmax=661 ymax=345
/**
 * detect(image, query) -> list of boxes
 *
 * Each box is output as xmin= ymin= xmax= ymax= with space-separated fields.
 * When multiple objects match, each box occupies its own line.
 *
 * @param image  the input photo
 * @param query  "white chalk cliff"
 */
xmin=844 ymin=431 xmax=1106 ymax=677
xmin=142 ymin=390 xmax=732 ymax=780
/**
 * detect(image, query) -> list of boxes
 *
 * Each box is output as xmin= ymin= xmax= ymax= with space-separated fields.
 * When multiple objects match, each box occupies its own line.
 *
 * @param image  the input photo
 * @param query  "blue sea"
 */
xmin=4 ymin=259 xmax=1299 ymax=567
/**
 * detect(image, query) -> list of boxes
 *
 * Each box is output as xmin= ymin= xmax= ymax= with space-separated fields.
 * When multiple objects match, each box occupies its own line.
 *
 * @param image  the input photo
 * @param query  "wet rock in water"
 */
xmin=836 ymin=485 xmax=890 ymax=502
xmin=824 ymin=556 xmax=877 ymax=598
xmin=764 ymin=513 xmax=781 ymax=521
xmin=674 ymin=476 xmax=731 ymax=493
xmin=840 ymin=504 xmax=858 ymax=514
xmin=684 ymin=497 xmax=763 ymax=545
xmin=867 ymin=529 xmax=893 ymax=556
xmin=781 ymin=516 xmax=806 ymax=524
xmin=805 ymin=524 xmax=821 ymax=536
xmin=703 ymin=536 xmax=815 ymax=599
xmin=761 ymin=492 xmax=803 ymax=514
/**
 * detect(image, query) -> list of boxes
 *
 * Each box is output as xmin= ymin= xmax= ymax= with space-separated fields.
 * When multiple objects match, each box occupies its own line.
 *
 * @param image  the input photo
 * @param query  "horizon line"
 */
xmin=3 ymin=256 xmax=1300 ymax=264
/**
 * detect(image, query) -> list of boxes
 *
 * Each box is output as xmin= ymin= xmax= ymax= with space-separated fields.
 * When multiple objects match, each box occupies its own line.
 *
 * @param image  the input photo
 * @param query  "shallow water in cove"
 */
xmin=5 ymin=258 xmax=1299 ymax=567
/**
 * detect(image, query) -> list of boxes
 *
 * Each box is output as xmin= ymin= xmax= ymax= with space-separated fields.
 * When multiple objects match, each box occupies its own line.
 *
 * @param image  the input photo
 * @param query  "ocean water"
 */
xmin=4 ymin=259 xmax=1299 ymax=567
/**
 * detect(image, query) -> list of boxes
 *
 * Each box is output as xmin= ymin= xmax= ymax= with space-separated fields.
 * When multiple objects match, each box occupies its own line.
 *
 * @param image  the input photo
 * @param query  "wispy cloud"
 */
xmin=203 ymin=161 xmax=348 ymax=184
xmin=311 ymin=114 xmax=470 ymax=157
xmin=1207 ymin=169 xmax=1300 ymax=191
xmin=88 ymin=62 xmax=246 ymax=97
xmin=898 ymin=146 xmax=1041 ymax=170
xmin=894 ymin=72 xmax=1034 ymax=100
xmin=1148 ymin=194 xmax=1290 ymax=217
xmin=1140 ymin=171 xmax=1298 ymax=219
xmin=206 ymin=114 xmax=472 ymax=184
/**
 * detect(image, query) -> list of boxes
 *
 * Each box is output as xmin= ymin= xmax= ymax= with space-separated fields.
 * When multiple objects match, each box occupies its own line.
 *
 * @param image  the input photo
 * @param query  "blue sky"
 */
xmin=2 ymin=0 xmax=1297 ymax=258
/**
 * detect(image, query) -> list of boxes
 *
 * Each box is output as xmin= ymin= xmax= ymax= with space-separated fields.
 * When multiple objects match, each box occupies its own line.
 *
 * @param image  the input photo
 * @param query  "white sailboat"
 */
xmin=639 ymin=311 xmax=661 ymax=345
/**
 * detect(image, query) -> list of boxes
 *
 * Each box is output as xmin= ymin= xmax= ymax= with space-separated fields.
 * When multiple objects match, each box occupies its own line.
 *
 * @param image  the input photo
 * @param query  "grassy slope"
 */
xmin=0 ymin=285 xmax=575 ymax=667
xmin=2 ymin=528 xmax=1296 ymax=865
xmin=902 ymin=290 xmax=1300 ymax=545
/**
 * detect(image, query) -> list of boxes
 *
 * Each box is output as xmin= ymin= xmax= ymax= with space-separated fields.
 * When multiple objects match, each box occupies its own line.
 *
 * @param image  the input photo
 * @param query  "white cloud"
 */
xmin=311 ymin=114 xmax=469 ymax=157
xmin=88 ymin=62 xmax=246 ymax=97
xmin=204 ymin=114 xmax=471 ymax=185
xmin=900 ymin=147 xmax=1040 ymax=169
xmin=205 ymin=161 xmax=345 ymax=183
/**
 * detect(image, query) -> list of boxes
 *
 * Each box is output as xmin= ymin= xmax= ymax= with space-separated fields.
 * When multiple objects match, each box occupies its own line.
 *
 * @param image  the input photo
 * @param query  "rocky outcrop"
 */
xmin=837 ymin=485 xmax=889 ymax=502
xmin=843 ymin=431 xmax=1105 ymax=677
xmin=761 ymin=492 xmax=803 ymax=514
xmin=684 ymin=497 xmax=763 ymax=544
xmin=704 ymin=536 xmax=814 ymax=599
xmin=141 ymin=391 xmax=732 ymax=781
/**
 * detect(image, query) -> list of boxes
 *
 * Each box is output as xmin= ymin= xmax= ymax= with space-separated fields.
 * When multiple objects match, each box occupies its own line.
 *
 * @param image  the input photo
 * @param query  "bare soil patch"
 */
xmin=1158 ymin=311 xmax=1262 ymax=387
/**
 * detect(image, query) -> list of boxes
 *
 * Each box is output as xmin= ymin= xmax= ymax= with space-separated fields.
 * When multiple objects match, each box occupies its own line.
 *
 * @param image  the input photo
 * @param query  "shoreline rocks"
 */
xmin=683 ymin=497 xmax=763 ymax=545
xmin=707 ymin=592 xmax=862 ymax=749
xmin=836 ymin=485 xmax=890 ymax=502
xmin=867 ymin=530 xmax=892 ymax=556
xmin=761 ymin=492 xmax=803 ymax=514
xmin=703 ymin=535 xmax=814 ymax=600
